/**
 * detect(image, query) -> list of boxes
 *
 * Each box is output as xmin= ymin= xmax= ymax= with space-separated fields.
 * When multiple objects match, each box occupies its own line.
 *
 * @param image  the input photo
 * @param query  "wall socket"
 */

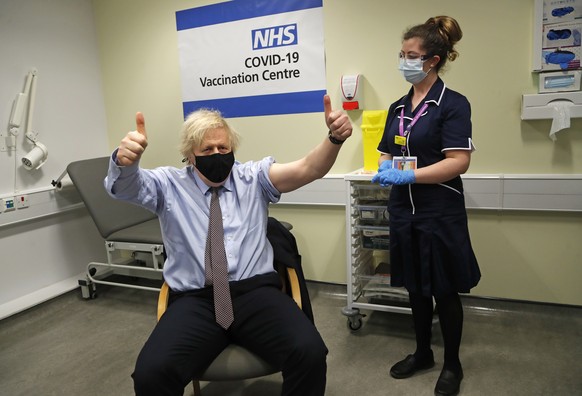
xmin=15 ymin=195 xmax=29 ymax=209
xmin=0 ymin=197 xmax=16 ymax=213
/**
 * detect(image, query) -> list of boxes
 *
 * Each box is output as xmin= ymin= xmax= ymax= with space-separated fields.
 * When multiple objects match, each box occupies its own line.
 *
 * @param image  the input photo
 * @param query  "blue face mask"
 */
xmin=398 ymin=58 xmax=430 ymax=85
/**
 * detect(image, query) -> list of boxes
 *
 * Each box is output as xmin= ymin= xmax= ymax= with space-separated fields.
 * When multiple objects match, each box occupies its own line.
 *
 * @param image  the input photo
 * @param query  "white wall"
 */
xmin=0 ymin=0 xmax=111 ymax=318
xmin=1 ymin=0 xmax=581 ymax=312
xmin=93 ymin=0 xmax=582 ymax=306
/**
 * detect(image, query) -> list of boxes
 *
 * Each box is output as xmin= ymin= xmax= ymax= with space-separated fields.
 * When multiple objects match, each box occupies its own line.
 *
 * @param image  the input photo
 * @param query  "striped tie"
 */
xmin=204 ymin=187 xmax=234 ymax=330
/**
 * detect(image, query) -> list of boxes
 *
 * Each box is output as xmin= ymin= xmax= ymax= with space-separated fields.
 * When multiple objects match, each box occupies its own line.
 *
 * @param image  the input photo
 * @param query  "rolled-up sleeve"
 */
xmin=257 ymin=156 xmax=281 ymax=203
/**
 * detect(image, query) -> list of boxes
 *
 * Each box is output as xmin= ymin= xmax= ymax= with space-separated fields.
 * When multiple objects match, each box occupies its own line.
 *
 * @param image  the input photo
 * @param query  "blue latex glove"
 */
xmin=371 ymin=168 xmax=416 ymax=187
xmin=545 ymin=51 xmax=575 ymax=69
xmin=552 ymin=6 xmax=574 ymax=17
xmin=378 ymin=159 xmax=393 ymax=172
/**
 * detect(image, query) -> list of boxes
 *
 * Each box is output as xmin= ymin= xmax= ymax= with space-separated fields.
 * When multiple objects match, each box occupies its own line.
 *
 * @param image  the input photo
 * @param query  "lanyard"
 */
xmin=398 ymin=102 xmax=428 ymax=154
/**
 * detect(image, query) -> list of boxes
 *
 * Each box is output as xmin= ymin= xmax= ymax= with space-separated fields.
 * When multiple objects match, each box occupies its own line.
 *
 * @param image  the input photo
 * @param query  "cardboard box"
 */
xmin=539 ymin=70 xmax=582 ymax=92
xmin=543 ymin=0 xmax=582 ymax=24
xmin=543 ymin=21 xmax=582 ymax=48
xmin=541 ymin=21 xmax=582 ymax=70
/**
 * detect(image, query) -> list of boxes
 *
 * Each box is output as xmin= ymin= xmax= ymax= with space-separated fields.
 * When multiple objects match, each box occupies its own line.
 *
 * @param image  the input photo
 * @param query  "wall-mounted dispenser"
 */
xmin=341 ymin=74 xmax=361 ymax=110
xmin=522 ymin=91 xmax=582 ymax=140
xmin=521 ymin=91 xmax=582 ymax=120
xmin=539 ymin=70 xmax=581 ymax=93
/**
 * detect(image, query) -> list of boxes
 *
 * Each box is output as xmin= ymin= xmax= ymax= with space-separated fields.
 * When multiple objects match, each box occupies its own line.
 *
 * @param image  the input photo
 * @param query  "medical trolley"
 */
xmin=342 ymin=170 xmax=412 ymax=330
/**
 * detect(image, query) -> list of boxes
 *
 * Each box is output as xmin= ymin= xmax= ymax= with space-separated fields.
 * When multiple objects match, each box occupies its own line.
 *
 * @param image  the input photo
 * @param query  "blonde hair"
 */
xmin=178 ymin=109 xmax=241 ymax=159
xmin=403 ymin=15 xmax=463 ymax=72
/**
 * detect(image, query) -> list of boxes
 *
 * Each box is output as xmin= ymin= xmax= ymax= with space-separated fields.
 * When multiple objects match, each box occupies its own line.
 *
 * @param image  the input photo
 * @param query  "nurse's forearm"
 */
xmin=414 ymin=153 xmax=470 ymax=184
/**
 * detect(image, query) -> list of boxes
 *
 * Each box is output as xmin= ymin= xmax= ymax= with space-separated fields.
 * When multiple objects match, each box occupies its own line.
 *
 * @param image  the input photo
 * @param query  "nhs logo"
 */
xmin=251 ymin=24 xmax=298 ymax=50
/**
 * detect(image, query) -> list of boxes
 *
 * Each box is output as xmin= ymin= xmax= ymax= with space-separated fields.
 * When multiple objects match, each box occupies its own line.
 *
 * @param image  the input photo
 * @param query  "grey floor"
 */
xmin=1 ymin=281 xmax=581 ymax=396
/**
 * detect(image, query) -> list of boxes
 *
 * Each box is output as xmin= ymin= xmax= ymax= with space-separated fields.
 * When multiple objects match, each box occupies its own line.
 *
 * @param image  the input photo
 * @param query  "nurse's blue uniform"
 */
xmin=377 ymin=77 xmax=481 ymax=298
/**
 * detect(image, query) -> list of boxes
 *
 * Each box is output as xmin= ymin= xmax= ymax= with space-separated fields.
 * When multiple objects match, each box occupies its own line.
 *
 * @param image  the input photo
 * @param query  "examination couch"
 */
xmin=67 ymin=156 xmax=165 ymax=298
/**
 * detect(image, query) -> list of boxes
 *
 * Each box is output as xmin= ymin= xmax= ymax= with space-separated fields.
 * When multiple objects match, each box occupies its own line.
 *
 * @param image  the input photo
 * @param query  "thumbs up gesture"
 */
xmin=117 ymin=112 xmax=149 ymax=166
xmin=324 ymin=95 xmax=352 ymax=143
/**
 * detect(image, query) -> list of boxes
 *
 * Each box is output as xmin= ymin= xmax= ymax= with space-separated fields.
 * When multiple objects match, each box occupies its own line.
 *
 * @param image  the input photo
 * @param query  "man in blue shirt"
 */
xmin=105 ymin=94 xmax=352 ymax=396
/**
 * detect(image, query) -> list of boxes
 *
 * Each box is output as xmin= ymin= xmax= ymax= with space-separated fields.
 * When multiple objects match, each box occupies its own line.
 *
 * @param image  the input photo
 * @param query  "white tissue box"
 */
xmin=539 ymin=70 xmax=582 ymax=92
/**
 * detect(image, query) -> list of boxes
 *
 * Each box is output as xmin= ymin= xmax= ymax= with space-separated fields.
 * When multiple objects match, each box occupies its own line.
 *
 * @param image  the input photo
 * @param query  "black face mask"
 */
xmin=194 ymin=151 xmax=235 ymax=183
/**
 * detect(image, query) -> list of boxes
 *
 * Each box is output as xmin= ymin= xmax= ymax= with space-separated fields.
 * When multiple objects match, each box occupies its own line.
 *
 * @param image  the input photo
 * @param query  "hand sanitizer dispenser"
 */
xmin=341 ymin=74 xmax=362 ymax=110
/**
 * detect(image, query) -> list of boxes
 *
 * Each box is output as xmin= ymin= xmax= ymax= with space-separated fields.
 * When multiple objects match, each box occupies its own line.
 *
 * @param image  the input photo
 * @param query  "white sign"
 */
xmin=176 ymin=0 xmax=326 ymax=118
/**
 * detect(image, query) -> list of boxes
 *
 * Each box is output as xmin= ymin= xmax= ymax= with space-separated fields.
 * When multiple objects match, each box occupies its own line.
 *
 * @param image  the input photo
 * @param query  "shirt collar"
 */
xmin=393 ymin=77 xmax=447 ymax=114
xmin=189 ymin=164 xmax=235 ymax=195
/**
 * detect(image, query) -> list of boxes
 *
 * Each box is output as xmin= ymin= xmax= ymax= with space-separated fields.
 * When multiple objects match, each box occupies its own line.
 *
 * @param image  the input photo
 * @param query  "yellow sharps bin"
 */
xmin=361 ymin=110 xmax=388 ymax=172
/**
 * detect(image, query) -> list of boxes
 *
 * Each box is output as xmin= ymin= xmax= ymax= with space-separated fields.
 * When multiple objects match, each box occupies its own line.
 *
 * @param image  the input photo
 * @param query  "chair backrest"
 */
xmin=67 ymin=157 xmax=157 ymax=240
xmin=267 ymin=217 xmax=313 ymax=323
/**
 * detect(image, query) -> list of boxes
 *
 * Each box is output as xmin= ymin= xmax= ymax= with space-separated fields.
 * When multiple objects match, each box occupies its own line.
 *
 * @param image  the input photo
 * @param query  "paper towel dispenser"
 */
xmin=521 ymin=91 xmax=582 ymax=120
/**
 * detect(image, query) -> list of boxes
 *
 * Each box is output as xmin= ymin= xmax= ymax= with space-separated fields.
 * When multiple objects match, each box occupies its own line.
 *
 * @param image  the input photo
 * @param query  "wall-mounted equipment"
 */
xmin=7 ymin=68 xmax=48 ymax=170
xmin=522 ymin=90 xmax=582 ymax=140
xmin=521 ymin=91 xmax=582 ymax=120
xmin=532 ymin=0 xmax=582 ymax=71
xmin=539 ymin=70 xmax=582 ymax=93
xmin=341 ymin=74 xmax=361 ymax=111
xmin=528 ymin=1 xmax=582 ymax=140
xmin=22 ymin=142 xmax=48 ymax=170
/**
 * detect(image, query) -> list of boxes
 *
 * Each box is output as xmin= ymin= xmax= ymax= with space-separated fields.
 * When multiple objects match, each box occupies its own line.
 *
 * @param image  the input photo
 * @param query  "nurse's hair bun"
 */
xmin=403 ymin=15 xmax=463 ymax=72
xmin=425 ymin=16 xmax=462 ymax=62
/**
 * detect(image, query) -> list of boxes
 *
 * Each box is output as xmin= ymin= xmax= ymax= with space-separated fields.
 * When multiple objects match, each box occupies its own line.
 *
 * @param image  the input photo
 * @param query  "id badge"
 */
xmin=394 ymin=135 xmax=406 ymax=146
xmin=392 ymin=156 xmax=417 ymax=171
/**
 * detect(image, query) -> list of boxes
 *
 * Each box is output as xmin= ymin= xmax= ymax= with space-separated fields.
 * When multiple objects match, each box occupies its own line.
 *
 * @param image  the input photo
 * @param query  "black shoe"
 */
xmin=389 ymin=352 xmax=435 ymax=379
xmin=434 ymin=367 xmax=464 ymax=396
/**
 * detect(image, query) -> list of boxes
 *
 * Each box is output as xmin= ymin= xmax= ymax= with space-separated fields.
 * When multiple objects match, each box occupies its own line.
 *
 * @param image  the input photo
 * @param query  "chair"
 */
xmin=157 ymin=217 xmax=311 ymax=396
xmin=66 ymin=156 xmax=165 ymax=298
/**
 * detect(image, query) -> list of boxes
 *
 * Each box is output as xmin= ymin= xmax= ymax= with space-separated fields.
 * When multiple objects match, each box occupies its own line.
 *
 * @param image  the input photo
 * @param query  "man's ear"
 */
xmin=183 ymin=154 xmax=195 ymax=165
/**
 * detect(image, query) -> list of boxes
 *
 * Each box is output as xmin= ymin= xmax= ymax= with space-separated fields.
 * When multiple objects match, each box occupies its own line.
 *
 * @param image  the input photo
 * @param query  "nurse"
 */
xmin=372 ymin=16 xmax=481 ymax=396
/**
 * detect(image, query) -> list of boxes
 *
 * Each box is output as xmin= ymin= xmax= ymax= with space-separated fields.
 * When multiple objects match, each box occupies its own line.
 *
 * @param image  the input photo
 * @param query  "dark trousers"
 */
xmin=132 ymin=273 xmax=327 ymax=396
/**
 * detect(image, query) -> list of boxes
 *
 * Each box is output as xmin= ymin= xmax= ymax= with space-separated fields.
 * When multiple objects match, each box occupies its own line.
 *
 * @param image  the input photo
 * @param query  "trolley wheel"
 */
xmin=347 ymin=317 xmax=363 ymax=331
xmin=78 ymin=278 xmax=97 ymax=300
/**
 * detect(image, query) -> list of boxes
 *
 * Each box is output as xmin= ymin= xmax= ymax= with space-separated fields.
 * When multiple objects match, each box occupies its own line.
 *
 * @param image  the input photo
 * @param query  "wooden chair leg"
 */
xmin=192 ymin=379 xmax=201 ymax=396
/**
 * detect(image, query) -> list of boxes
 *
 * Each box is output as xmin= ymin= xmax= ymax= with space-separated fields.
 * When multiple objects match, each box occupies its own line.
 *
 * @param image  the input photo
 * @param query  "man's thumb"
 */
xmin=136 ymin=112 xmax=147 ymax=138
xmin=323 ymin=95 xmax=332 ymax=121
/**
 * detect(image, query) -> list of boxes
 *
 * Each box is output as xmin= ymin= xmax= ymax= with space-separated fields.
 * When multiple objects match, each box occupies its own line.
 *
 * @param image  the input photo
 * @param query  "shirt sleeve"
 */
xmin=103 ymin=149 xmax=160 ymax=213
xmin=230 ymin=156 xmax=281 ymax=204
xmin=441 ymin=92 xmax=475 ymax=152
xmin=257 ymin=156 xmax=281 ymax=203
